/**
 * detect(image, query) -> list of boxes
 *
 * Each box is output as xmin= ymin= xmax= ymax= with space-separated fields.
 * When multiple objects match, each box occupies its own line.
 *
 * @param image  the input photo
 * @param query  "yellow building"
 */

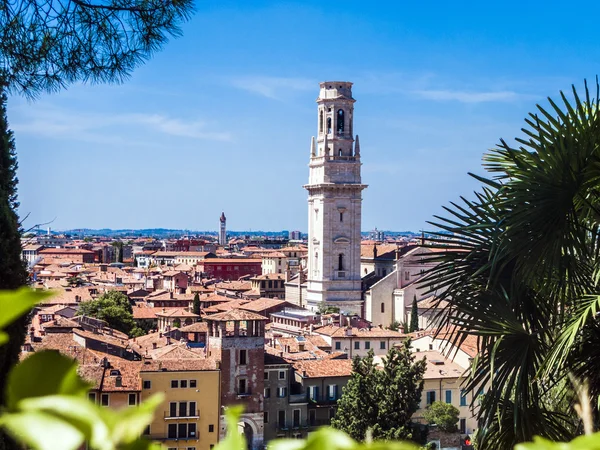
xmin=140 ymin=359 xmax=221 ymax=450
xmin=410 ymin=350 xmax=479 ymax=437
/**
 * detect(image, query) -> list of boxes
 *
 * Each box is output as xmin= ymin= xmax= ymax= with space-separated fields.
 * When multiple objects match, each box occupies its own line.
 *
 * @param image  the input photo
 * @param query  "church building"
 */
xmin=304 ymin=82 xmax=367 ymax=315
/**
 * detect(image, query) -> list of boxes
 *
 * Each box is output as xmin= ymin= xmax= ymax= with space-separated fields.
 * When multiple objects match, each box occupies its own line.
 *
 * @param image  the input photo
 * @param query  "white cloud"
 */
xmin=411 ymin=89 xmax=521 ymax=103
xmin=229 ymin=75 xmax=314 ymax=99
xmin=11 ymin=105 xmax=232 ymax=143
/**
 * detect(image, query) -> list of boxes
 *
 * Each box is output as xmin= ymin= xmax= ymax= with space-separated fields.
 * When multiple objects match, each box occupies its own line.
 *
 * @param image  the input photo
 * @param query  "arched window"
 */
xmin=381 ymin=303 xmax=385 ymax=313
xmin=338 ymin=253 xmax=344 ymax=271
xmin=327 ymin=117 xmax=332 ymax=134
xmin=319 ymin=110 xmax=323 ymax=133
xmin=338 ymin=149 xmax=343 ymax=157
xmin=337 ymin=109 xmax=344 ymax=134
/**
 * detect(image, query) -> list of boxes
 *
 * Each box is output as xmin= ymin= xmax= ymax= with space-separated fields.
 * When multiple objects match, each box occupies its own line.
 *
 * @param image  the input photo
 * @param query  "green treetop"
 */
xmin=331 ymin=339 xmax=426 ymax=442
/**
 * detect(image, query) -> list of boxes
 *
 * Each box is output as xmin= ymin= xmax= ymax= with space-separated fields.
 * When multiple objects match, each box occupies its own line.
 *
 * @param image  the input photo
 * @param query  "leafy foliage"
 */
xmin=422 ymin=402 xmax=459 ymax=433
xmin=0 ymin=289 xmax=163 ymax=450
xmin=419 ymin=80 xmax=600 ymax=447
xmin=77 ymin=290 xmax=137 ymax=336
xmin=331 ymin=340 xmax=426 ymax=442
xmin=0 ymin=0 xmax=194 ymax=97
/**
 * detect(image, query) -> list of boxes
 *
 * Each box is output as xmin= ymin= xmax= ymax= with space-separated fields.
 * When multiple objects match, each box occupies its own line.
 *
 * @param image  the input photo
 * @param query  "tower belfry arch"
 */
xmin=304 ymin=82 xmax=367 ymax=314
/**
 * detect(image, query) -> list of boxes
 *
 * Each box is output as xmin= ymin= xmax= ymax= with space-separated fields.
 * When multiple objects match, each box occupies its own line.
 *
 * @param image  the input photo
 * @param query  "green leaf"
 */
xmin=6 ymin=350 xmax=91 ymax=409
xmin=215 ymin=406 xmax=246 ymax=450
xmin=106 ymin=393 xmax=164 ymax=445
xmin=515 ymin=433 xmax=600 ymax=450
xmin=0 ymin=288 xmax=52 ymax=344
xmin=16 ymin=395 xmax=110 ymax=450
xmin=0 ymin=410 xmax=86 ymax=450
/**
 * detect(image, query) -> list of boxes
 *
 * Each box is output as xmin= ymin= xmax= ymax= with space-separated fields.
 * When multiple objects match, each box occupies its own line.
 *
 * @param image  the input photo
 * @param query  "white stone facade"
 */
xmin=304 ymin=82 xmax=367 ymax=314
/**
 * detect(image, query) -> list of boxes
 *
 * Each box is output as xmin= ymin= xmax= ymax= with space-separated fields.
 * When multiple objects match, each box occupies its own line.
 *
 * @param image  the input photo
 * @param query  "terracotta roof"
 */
xmin=411 ymin=351 xmax=466 ymax=379
xmin=203 ymin=299 xmax=250 ymax=313
xmin=202 ymin=258 xmax=261 ymax=264
xmin=292 ymin=358 xmax=353 ymax=378
xmin=313 ymin=325 xmax=406 ymax=339
xmin=239 ymin=298 xmax=290 ymax=313
xmin=139 ymin=359 xmax=218 ymax=372
xmin=155 ymin=309 xmax=199 ymax=318
xmin=250 ymin=273 xmax=286 ymax=280
xmin=205 ymin=309 xmax=268 ymax=322
xmin=177 ymin=322 xmax=208 ymax=333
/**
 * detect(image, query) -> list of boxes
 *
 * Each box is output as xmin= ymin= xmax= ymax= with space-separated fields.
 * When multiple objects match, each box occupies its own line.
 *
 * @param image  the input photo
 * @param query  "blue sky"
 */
xmin=10 ymin=0 xmax=600 ymax=232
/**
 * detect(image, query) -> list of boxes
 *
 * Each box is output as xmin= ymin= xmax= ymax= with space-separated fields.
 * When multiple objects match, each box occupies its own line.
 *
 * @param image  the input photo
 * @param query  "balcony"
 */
xmin=289 ymin=393 xmax=308 ymax=404
xmin=145 ymin=434 xmax=198 ymax=441
xmin=164 ymin=410 xmax=200 ymax=420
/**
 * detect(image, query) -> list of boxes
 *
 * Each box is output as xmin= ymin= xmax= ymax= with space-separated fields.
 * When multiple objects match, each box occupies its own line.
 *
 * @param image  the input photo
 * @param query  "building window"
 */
xmin=327 ymin=117 xmax=332 ymax=134
xmin=190 ymin=379 xmax=197 ymax=388
xmin=143 ymin=425 xmax=150 ymax=435
xmin=460 ymin=418 xmax=466 ymax=434
xmin=279 ymin=371 xmax=286 ymax=380
xmin=446 ymin=390 xmax=452 ymax=404
xmin=264 ymin=412 xmax=269 ymax=424
xmin=101 ymin=394 xmax=109 ymax=407
xmin=293 ymin=409 xmax=301 ymax=428
xmin=170 ymin=402 xmax=177 ymax=418
xmin=308 ymin=385 xmax=319 ymax=401
xmin=427 ymin=391 xmax=436 ymax=405
xmin=264 ymin=371 xmax=269 ymax=380
xmin=143 ymin=380 xmax=151 ymax=389
xmin=209 ymin=424 xmax=215 ymax=432
xmin=180 ymin=380 xmax=188 ymax=388
xmin=354 ymin=341 xmax=359 ymax=350
xmin=328 ymin=385 xmax=338 ymax=400
xmin=309 ymin=409 xmax=316 ymax=426
xmin=239 ymin=350 xmax=247 ymax=365
xmin=380 ymin=341 xmax=386 ymax=350
xmin=340 ymin=212 xmax=343 ymax=222
xmin=238 ymin=378 xmax=247 ymax=394
xmin=460 ymin=390 xmax=468 ymax=406
xmin=319 ymin=110 xmax=323 ymax=133
xmin=365 ymin=341 xmax=370 ymax=350
xmin=335 ymin=342 xmax=341 ymax=350
xmin=381 ymin=303 xmax=385 ymax=313
xmin=88 ymin=392 xmax=96 ymax=403
xmin=264 ymin=388 xmax=270 ymax=398
xmin=171 ymin=380 xmax=179 ymax=389
xmin=337 ymin=109 xmax=344 ymax=133
xmin=168 ymin=424 xmax=177 ymax=439
xmin=338 ymin=254 xmax=344 ymax=271
xmin=128 ymin=393 xmax=137 ymax=406
xmin=405 ymin=271 xmax=409 ymax=281
xmin=277 ymin=387 xmax=287 ymax=398
xmin=329 ymin=407 xmax=336 ymax=419
xmin=278 ymin=410 xmax=286 ymax=429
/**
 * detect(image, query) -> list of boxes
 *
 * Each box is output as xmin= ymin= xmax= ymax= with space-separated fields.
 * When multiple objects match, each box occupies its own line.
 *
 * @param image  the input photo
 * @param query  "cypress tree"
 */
xmin=0 ymin=87 xmax=28 ymax=449
xmin=193 ymin=292 xmax=201 ymax=316
xmin=410 ymin=295 xmax=419 ymax=332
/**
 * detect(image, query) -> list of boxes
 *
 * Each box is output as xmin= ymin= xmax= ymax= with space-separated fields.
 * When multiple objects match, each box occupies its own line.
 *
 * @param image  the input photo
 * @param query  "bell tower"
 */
xmin=304 ymin=82 xmax=367 ymax=315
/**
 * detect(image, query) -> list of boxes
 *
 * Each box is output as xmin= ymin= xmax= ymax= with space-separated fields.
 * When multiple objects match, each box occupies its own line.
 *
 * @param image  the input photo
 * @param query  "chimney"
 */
xmin=169 ymin=292 xmax=173 ymax=299
xmin=166 ymin=336 xmax=171 ymax=345
xmin=152 ymin=342 xmax=157 ymax=349
xmin=373 ymin=244 xmax=378 ymax=259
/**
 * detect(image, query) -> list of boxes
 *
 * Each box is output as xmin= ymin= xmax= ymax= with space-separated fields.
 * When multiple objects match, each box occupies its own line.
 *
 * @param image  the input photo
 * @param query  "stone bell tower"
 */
xmin=304 ymin=82 xmax=367 ymax=315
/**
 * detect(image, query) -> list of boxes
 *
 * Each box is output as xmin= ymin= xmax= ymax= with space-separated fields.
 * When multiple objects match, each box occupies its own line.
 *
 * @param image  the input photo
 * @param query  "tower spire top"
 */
xmin=310 ymin=136 xmax=316 ymax=156
xmin=354 ymin=135 xmax=360 ymax=157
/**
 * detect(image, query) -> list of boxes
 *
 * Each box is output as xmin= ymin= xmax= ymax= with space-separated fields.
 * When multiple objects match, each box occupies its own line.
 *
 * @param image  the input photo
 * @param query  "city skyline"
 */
xmin=11 ymin=1 xmax=600 ymax=231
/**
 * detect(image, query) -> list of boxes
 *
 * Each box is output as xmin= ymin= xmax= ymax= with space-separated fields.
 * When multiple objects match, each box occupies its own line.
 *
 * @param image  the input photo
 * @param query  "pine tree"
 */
xmin=193 ymin=292 xmax=201 ymax=316
xmin=0 ymin=88 xmax=28 ymax=449
xmin=410 ymin=295 xmax=419 ymax=332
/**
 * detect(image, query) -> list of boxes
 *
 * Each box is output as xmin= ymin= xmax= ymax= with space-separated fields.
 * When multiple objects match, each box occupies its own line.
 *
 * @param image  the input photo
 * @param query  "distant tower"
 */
xmin=304 ymin=82 xmax=367 ymax=314
xmin=219 ymin=212 xmax=227 ymax=245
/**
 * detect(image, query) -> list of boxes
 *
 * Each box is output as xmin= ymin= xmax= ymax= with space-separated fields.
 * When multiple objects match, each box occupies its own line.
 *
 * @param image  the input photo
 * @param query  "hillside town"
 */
xmin=19 ymin=83 xmax=477 ymax=450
